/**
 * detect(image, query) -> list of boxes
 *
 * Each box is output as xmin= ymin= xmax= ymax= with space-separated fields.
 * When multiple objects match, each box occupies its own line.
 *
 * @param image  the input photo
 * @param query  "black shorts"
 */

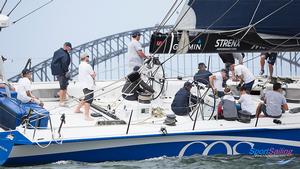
xmin=83 ymin=88 xmax=94 ymax=104
xmin=261 ymin=52 xmax=277 ymax=65
xmin=57 ymin=75 xmax=69 ymax=90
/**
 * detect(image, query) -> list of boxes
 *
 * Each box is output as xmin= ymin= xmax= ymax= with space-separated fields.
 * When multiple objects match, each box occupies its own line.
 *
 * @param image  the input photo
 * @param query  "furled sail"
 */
xmin=150 ymin=0 xmax=300 ymax=54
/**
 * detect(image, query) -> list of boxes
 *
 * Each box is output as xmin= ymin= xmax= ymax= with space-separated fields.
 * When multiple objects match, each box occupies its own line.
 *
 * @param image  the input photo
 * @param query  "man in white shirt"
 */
xmin=256 ymin=83 xmax=288 ymax=118
xmin=230 ymin=64 xmax=255 ymax=92
xmin=238 ymin=86 xmax=256 ymax=117
xmin=74 ymin=53 xmax=96 ymax=121
xmin=127 ymin=31 xmax=148 ymax=71
xmin=16 ymin=69 xmax=43 ymax=107
xmin=209 ymin=69 xmax=227 ymax=98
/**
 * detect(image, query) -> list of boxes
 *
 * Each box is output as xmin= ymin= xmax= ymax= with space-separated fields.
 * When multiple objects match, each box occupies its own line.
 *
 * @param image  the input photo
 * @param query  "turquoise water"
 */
xmin=4 ymin=155 xmax=299 ymax=169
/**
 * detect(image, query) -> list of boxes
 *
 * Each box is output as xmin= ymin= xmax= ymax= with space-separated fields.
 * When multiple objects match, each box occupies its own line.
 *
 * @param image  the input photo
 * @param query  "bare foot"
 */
xmin=85 ymin=116 xmax=94 ymax=121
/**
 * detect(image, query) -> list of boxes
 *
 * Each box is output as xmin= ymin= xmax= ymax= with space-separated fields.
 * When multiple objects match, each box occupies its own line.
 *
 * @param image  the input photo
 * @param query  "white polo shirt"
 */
xmin=16 ymin=77 xmax=31 ymax=103
xmin=127 ymin=39 xmax=144 ymax=69
xmin=234 ymin=65 xmax=255 ymax=84
xmin=213 ymin=72 xmax=223 ymax=92
xmin=78 ymin=62 xmax=95 ymax=90
xmin=239 ymin=94 xmax=256 ymax=115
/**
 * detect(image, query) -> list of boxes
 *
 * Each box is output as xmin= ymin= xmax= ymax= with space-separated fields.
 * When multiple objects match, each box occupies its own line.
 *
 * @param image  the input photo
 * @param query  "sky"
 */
xmin=0 ymin=0 xmax=180 ymax=78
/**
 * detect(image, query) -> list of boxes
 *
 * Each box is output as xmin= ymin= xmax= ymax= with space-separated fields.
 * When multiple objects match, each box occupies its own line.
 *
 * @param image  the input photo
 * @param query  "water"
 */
xmin=3 ymin=155 xmax=300 ymax=169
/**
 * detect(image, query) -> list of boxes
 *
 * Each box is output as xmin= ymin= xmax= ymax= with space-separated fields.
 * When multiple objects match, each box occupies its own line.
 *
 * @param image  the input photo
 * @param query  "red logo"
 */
xmin=156 ymin=41 xmax=165 ymax=46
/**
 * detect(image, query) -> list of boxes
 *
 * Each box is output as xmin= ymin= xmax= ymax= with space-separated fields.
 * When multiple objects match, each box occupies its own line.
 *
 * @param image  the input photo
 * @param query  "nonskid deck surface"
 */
xmin=19 ymin=89 xmax=300 ymax=143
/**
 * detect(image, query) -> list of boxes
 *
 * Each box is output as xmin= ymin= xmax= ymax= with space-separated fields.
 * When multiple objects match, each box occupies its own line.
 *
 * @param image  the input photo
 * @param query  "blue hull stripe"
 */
xmin=5 ymin=140 xmax=300 ymax=166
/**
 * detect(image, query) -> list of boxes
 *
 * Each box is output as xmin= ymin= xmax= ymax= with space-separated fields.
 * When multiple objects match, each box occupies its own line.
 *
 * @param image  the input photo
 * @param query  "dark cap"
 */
xmin=132 ymin=31 xmax=141 ymax=37
xmin=184 ymin=81 xmax=193 ymax=88
xmin=22 ymin=68 xmax=32 ymax=75
xmin=64 ymin=42 xmax=72 ymax=49
xmin=198 ymin=62 xmax=207 ymax=68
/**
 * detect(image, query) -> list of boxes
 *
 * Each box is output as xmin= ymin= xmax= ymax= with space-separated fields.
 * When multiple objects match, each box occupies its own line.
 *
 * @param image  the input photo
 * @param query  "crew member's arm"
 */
xmin=24 ymin=79 xmax=36 ymax=99
xmin=87 ymin=64 xmax=96 ymax=79
xmin=209 ymin=75 xmax=216 ymax=90
xmin=26 ymin=90 xmax=37 ymax=100
xmin=61 ymin=53 xmax=71 ymax=74
xmin=137 ymin=50 xmax=148 ymax=59
xmin=135 ymin=42 xmax=149 ymax=59
xmin=90 ymin=70 xmax=96 ymax=79
xmin=234 ymin=67 xmax=243 ymax=84
xmin=282 ymin=97 xmax=289 ymax=111
xmin=282 ymin=103 xmax=289 ymax=111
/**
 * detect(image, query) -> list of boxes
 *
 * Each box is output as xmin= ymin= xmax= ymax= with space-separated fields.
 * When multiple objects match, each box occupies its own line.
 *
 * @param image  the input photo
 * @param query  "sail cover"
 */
xmin=176 ymin=0 xmax=300 ymax=37
xmin=150 ymin=0 xmax=300 ymax=54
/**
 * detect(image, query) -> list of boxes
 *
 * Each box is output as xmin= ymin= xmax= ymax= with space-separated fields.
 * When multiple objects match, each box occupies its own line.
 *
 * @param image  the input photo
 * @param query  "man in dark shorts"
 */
xmin=74 ymin=53 xmax=96 ymax=121
xmin=259 ymin=52 xmax=277 ymax=78
xmin=51 ymin=42 xmax=72 ymax=107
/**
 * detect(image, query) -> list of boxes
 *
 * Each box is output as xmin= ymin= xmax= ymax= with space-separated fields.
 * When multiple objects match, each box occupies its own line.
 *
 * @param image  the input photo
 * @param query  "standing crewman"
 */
xmin=74 ymin=53 xmax=96 ymax=121
xmin=259 ymin=52 xmax=277 ymax=78
xmin=127 ymin=31 xmax=149 ymax=71
xmin=51 ymin=42 xmax=72 ymax=107
xmin=219 ymin=53 xmax=244 ymax=78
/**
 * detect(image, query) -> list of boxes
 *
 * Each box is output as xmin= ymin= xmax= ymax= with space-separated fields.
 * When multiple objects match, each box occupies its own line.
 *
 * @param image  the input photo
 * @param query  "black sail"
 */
xmin=150 ymin=0 xmax=300 ymax=54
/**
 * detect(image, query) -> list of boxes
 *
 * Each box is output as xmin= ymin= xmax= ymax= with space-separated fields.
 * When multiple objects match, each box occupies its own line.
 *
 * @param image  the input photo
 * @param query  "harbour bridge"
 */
xmin=8 ymin=25 xmax=300 ymax=82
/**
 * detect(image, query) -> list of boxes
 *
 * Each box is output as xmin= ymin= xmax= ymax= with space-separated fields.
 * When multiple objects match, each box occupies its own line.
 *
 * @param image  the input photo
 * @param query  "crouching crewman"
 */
xmin=171 ymin=81 xmax=198 ymax=116
xmin=122 ymin=66 xmax=155 ymax=101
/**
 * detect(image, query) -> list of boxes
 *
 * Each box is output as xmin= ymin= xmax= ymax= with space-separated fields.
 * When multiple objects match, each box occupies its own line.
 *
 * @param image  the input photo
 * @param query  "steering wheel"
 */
xmin=189 ymin=81 xmax=217 ymax=121
xmin=142 ymin=57 xmax=166 ymax=100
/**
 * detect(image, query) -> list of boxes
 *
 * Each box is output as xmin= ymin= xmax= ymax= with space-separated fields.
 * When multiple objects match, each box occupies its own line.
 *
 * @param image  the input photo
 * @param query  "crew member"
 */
xmin=171 ymin=81 xmax=198 ymax=116
xmin=122 ymin=66 xmax=154 ymax=101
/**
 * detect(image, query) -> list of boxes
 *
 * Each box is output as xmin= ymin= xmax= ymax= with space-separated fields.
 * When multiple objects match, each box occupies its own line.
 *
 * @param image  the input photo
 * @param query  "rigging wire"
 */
xmin=156 ymin=0 xmax=185 ymax=32
xmin=150 ymin=0 xmax=197 ymax=56
xmin=0 ymin=0 xmax=7 ymax=14
xmin=155 ymin=0 xmax=181 ymax=32
xmin=234 ymin=0 xmax=294 ymax=39
xmin=7 ymin=0 xmax=21 ymax=16
xmin=12 ymin=0 xmax=54 ymax=24
xmin=248 ymin=0 xmax=261 ymax=25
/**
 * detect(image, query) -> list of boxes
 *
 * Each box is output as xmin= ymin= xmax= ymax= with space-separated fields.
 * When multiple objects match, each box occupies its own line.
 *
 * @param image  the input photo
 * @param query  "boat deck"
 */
xmin=15 ymin=78 xmax=300 ymax=143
